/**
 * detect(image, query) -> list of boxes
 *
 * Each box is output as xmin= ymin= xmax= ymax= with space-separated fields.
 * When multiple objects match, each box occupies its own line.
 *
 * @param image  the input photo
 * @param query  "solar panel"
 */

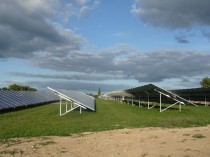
xmin=0 ymin=91 xmax=15 ymax=109
xmin=151 ymin=84 xmax=197 ymax=112
xmin=151 ymin=84 xmax=197 ymax=106
xmin=0 ymin=90 xmax=59 ymax=110
xmin=0 ymin=91 xmax=25 ymax=108
xmin=47 ymin=87 xmax=95 ymax=115
xmin=57 ymin=89 xmax=95 ymax=111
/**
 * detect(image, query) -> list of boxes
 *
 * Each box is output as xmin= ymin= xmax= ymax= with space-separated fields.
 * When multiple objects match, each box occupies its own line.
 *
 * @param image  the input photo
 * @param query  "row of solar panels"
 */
xmin=0 ymin=90 xmax=59 ymax=110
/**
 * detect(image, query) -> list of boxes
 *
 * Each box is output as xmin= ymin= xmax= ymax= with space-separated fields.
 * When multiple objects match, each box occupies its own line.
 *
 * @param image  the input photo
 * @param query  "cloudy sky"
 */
xmin=0 ymin=0 xmax=210 ymax=93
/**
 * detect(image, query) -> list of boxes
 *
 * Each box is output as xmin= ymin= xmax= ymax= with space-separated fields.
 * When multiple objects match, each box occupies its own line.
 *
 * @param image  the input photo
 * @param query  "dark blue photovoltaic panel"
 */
xmin=0 ymin=91 xmax=59 ymax=110
xmin=50 ymin=88 xmax=95 ymax=111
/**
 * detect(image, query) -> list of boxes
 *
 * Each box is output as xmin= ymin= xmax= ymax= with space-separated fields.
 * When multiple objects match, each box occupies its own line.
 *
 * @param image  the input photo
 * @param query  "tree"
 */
xmin=1 ymin=87 xmax=8 ymax=90
xmin=200 ymin=76 xmax=210 ymax=88
xmin=9 ymin=84 xmax=21 ymax=91
xmin=98 ymin=88 xmax=101 ymax=97
xmin=7 ymin=84 xmax=37 ymax=91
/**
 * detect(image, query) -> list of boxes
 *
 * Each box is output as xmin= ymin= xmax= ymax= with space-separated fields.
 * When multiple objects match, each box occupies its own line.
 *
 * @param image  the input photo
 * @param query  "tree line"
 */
xmin=1 ymin=84 xmax=37 ymax=91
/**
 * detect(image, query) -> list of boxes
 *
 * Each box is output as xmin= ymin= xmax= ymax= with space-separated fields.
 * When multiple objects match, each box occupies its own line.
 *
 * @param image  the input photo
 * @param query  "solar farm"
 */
xmin=0 ymin=84 xmax=210 ymax=139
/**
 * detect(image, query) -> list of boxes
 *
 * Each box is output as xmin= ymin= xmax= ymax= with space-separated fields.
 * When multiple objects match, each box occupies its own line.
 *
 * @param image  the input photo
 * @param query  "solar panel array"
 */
xmin=0 ymin=90 xmax=59 ymax=110
xmin=126 ymin=84 xmax=196 ymax=106
xmin=48 ymin=88 xmax=95 ymax=111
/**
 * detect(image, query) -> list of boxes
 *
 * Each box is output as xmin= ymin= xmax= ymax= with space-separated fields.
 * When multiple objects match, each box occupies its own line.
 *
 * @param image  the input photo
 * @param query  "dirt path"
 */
xmin=1 ymin=125 xmax=210 ymax=157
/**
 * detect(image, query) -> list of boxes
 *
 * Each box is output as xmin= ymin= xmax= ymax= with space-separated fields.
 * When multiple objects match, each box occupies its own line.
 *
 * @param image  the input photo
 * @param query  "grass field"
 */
xmin=0 ymin=98 xmax=210 ymax=139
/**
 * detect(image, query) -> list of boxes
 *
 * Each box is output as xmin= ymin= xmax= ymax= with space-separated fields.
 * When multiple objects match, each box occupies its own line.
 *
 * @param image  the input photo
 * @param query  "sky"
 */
xmin=0 ymin=0 xmax=210 ymax=93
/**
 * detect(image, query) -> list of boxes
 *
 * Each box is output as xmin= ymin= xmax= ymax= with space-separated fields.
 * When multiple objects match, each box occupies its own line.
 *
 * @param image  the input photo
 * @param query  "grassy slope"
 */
xmin=0 ymin=98 xmax=210 ymax=139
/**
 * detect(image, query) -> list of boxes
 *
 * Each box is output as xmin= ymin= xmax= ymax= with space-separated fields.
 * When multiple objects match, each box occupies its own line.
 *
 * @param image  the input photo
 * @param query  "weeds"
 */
xmin=0 ymin=139 xmax=23 ymax=147
xmin=192 ymin=134 xmax=205 ymax=139
xmin=0 ymin=149 xmax=24 ymax=156
xmin=38 ymin=140 xmax=56 ymax=146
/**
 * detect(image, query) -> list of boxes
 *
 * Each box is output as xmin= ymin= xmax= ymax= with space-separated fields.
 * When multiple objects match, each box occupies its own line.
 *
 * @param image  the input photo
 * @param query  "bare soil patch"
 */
xmin=1 ymin=125 xmax=210 ymax=157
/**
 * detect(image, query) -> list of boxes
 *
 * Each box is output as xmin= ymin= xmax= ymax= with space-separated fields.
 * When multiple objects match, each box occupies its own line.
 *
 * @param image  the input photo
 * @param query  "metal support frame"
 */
xmin=144 ymin=91 xmax=155 ymax=109
xmin=131 ymin=97 xmax=134 ymax=106
xmin=59 ymin=95 xmax=86 ymax=116
xmin=204 ymin=95 xmax=209 ymax=107
xmin=48 ymin=87 xmax=86 ymax=116
xmin=155 ymin=89 xmax=184 ymax=112
xmin=138 ymin=94 xmax=143 ymax=107
xmin=155 ymin=86 xmax=197 ymax=106
xmin=159 ymin=92 xmax=183 ymax=112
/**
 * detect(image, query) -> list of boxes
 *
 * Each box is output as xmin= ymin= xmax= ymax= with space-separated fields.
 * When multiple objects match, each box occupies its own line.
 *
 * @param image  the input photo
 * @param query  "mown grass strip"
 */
xmin=0 ymin=98 xmax=210 ymax=139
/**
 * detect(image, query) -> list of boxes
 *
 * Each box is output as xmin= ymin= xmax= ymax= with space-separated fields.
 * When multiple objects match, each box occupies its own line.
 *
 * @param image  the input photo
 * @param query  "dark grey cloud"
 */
xmin=33 ymin=46 xmax=135 ymax=74
xmin=32 ymin=47 xmax=210 ymax=83
xmin=175 ymin=35 xmax=189 ymax=43
xmin=131 ymin=0 xmax=210 ymax=29
xmin=10 ymin=72 xmax=126 ymax=81
xmin=8 ymin=48 xmax=209 ymax=90
xmin=122 ymin=50 xmax=210 ymax=82
xmin=21 ymin=80 xmax=131 ymax=93
xmin=0 ymin=0 xmax=85 ymax=59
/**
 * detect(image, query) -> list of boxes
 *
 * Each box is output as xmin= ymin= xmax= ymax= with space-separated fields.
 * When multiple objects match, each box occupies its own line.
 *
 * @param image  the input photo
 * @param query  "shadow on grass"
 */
xmin=0 ymin=101 xmax=59 ymax=114
xmin=129 ymin=103 xmax=186 ymax=111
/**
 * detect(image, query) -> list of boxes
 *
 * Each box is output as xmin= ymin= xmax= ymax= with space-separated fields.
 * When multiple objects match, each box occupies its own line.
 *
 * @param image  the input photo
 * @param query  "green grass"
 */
xmin=192 ymin=134 xmax=206 ymax=139
xmin=0 ymin=98 xmax=210 ymax=139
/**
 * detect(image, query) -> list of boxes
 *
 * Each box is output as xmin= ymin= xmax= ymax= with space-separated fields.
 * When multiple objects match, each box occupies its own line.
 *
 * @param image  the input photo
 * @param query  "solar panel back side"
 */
xmin=152 ymin=84 xmax=196 ymax=106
